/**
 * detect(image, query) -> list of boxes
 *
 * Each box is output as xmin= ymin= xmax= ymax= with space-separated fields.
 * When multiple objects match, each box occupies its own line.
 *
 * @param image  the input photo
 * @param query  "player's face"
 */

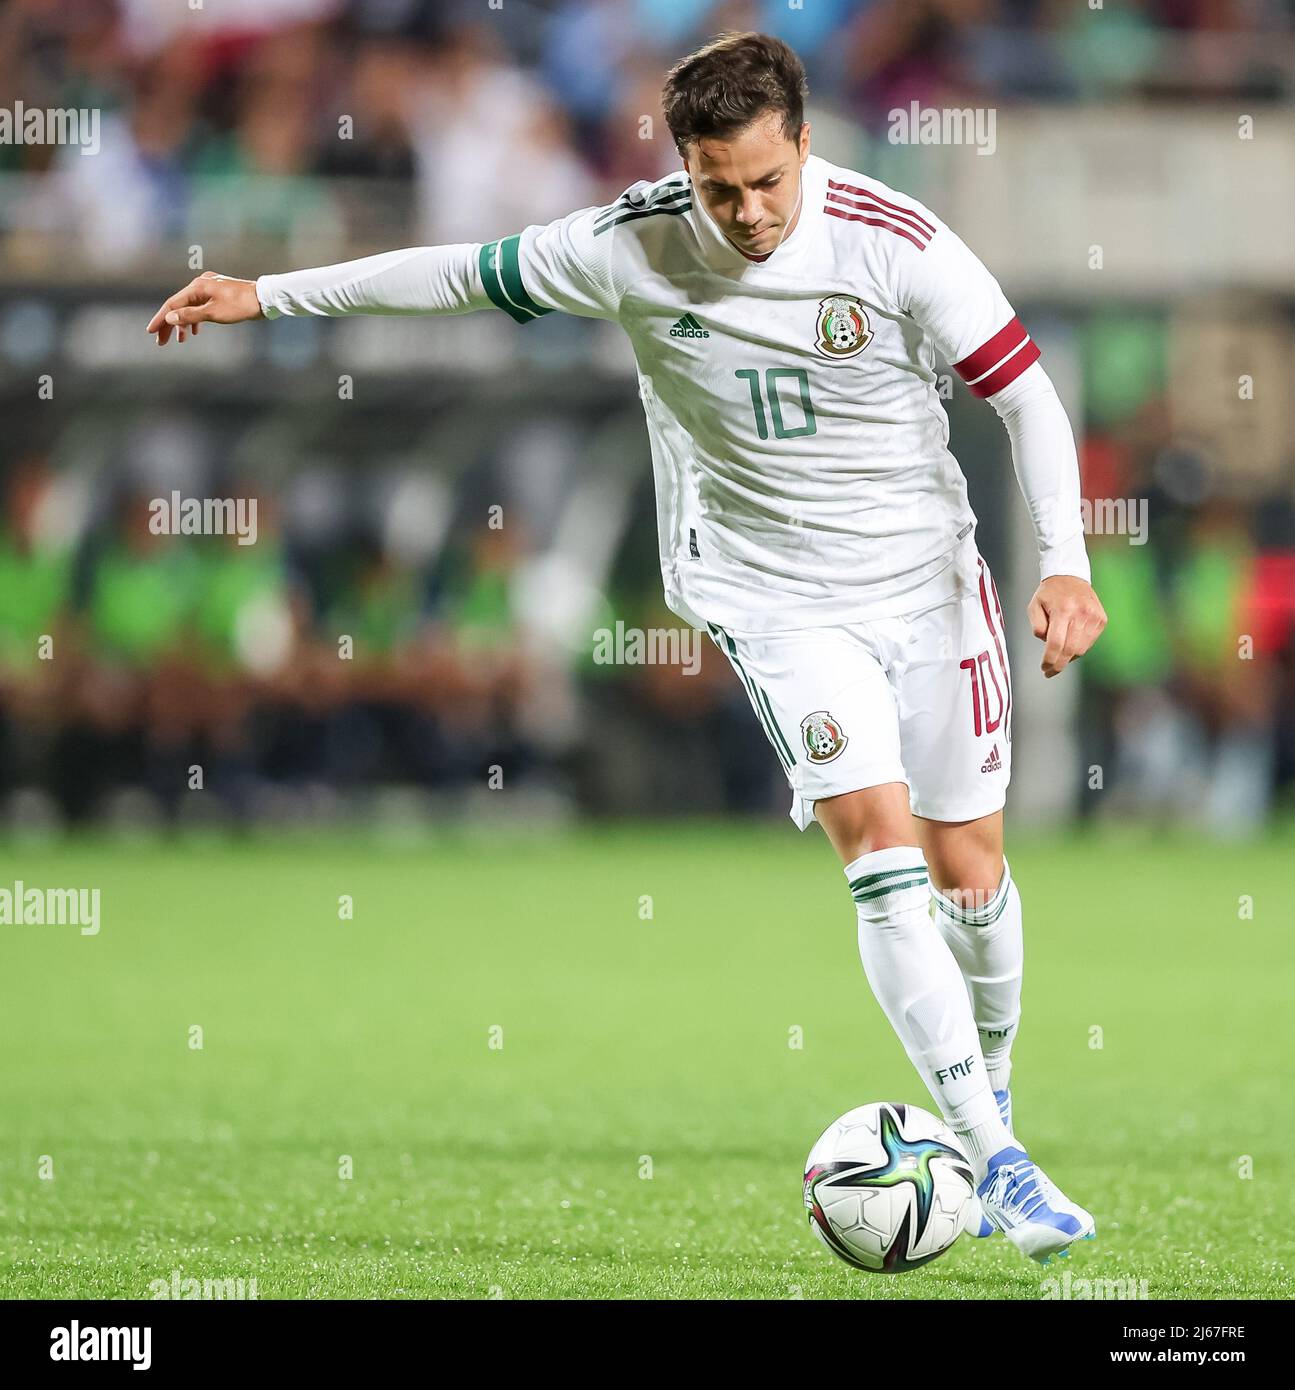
xmin=684 ymin=114 xmax=810 ymax=258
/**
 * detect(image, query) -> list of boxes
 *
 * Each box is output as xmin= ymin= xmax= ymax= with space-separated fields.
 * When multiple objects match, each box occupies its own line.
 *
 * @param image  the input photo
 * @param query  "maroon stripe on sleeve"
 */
xmin=826 ymin=191 xmax=933 ymax=241
xmin=966 ymin=338 xmax=1040 ymax=398
xmin=953 ymin=317 xmax=1030 ymax=384
xmin=824 ymin=206 xmax=928 ymax=250
xmin=827 ymin=179 xmax=937 ymax=235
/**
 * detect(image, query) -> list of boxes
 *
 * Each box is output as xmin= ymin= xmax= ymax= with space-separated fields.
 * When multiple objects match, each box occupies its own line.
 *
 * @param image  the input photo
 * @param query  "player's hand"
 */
xmin=1027 ymin=575 xmax=1107 ymax=679
xmin=146 ymin=272 xmax=263 ymax=345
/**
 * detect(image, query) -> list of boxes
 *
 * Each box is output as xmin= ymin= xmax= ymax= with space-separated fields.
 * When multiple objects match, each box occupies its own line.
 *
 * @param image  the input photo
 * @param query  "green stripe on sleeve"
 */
xmin=498 ymin=234 xmax=552 ymax=319
xmin=593 ymin=182 xmax=690 ymax=231
xmin=478 ymin=241 xmax=536 ymax=324
xmin=593 ymin=203 xmax=691 ymax=236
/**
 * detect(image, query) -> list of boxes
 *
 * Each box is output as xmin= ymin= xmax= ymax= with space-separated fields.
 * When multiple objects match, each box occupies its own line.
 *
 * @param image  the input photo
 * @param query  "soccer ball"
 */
xmin=803 ymin=1101 xmax=975 ymax=1273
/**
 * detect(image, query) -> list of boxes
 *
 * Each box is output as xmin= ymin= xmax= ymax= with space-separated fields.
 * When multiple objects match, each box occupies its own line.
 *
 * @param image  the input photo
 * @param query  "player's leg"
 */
xmin=911 ymin=557 xmax=1023 ymax=1132
xmin=918 ymin=808 xmax=1021 ymax=1136
xmin=709 ymin=622 xmax=1014 ymax=1219
xmin=892 ymin=565 xmax=1094 ymax=1260
xmin=814 ymin=784 xmax=1018 ymax=1190
xmin=716 ymin=620 xmax=1091 ymax=1260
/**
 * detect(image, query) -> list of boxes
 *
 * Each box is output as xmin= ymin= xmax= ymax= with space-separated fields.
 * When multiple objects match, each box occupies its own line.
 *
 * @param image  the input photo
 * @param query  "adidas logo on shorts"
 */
xmin=980 ymin=743 xmax=1002 ymax=773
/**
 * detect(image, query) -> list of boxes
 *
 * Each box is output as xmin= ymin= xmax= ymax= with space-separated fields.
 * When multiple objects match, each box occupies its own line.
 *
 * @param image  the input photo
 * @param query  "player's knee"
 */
xmin=931 ymin=858 xmax=1005 ymax=913
xmin=924 ymin=841 xmax=999 ymax=889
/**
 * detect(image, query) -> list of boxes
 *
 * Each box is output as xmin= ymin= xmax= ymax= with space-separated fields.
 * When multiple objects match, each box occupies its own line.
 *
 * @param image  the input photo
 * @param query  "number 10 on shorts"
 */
xmin=959 ymin=649 xmax=1007 ymax=737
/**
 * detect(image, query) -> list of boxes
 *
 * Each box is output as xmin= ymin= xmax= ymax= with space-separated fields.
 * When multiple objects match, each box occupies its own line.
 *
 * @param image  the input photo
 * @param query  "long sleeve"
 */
xmin=885 ymin=207 xmax=1089 ymax=585
xmin=254 ymin=198 xmax=625 ymax=325
xmin=256 ymin=190 xmax=627 ymax=326
xmin=255 ymin=244 xmax=490 ymax=319
xmin=986 ymin=359 xmax=1090 ymax=583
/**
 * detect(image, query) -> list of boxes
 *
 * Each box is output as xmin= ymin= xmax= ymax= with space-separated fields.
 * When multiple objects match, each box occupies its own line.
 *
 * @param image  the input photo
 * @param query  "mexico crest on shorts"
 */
xmin=801 ymin=710 xmax=849 ymax=763
xmin=814 ymin=295 xmax=872 ymax=359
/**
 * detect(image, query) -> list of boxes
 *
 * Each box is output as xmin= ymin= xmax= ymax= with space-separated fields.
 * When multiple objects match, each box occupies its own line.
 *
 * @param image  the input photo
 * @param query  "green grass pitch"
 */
xmin=0 ymin=822 xmax=1290 ymax=1300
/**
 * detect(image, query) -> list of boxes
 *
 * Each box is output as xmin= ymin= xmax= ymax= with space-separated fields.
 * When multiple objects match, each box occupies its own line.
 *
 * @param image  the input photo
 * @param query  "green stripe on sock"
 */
xmin=849 ymin=865 xmax=927 ymax=893
xmin=936 ymin=884 xmax=1011 ymax=926
xmin=853 ymin=875 xmax=929 ymax=904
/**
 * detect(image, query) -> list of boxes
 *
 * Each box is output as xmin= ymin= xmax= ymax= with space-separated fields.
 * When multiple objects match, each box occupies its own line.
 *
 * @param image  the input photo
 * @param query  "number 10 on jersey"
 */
xmin=735 ymin=368 xmax=818 ymax=440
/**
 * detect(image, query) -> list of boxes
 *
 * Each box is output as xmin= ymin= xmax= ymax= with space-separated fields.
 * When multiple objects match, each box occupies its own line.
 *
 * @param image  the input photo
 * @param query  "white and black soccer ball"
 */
xmin=803 ymin=1101 xmax=975 ymax=1273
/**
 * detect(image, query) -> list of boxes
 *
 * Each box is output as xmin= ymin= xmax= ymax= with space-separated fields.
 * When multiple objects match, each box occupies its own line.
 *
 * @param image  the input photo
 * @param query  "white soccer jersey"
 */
xmin=476 ymin=153 xmax=1059 ymax=634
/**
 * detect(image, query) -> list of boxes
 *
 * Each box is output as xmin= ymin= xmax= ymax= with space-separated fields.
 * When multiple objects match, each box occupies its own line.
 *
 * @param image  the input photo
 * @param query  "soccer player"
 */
xmin=147 ymin=31 xmax=1107 ymax=1263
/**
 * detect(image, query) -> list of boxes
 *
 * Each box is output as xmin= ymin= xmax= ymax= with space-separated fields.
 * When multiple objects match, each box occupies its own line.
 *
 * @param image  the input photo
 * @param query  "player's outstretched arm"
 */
xmin=146 ymin=243 xmax=493 ymax=346
xmin=146 ymin=199 xmax=625 ymax=347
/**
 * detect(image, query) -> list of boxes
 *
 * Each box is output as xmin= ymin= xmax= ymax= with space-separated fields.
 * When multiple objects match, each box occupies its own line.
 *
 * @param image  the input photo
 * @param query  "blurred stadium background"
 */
xmin=4 ymin=0 xmax=1295 ymax=1307
xmin=1 ymin=0 xmax=1293 ymax=838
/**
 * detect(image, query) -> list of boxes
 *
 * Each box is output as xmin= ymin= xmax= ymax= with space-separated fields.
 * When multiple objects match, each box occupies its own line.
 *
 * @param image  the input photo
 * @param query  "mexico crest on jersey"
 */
xmin=801 ymin=710 xmax=849 ymax=763
xmin=815 ymin=295 xmax=872 ymax=359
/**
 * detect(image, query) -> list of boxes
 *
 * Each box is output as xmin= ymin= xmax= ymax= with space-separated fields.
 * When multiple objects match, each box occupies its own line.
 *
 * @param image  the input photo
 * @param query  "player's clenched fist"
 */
xmin=145 ymin=271 xmax=262 ymax=345
xmin=1027 ymin=575 xmax=1107 ymax=679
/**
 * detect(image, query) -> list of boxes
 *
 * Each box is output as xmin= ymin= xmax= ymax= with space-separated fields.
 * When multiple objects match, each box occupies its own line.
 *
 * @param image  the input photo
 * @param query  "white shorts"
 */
xmin=707 ymin=556 xmax=1012 ymax=828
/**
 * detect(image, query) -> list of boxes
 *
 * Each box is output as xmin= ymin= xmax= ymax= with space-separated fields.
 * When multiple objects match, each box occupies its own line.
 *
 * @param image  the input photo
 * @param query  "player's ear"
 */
xmin=799 ymin=121 xmax=811 ymax=163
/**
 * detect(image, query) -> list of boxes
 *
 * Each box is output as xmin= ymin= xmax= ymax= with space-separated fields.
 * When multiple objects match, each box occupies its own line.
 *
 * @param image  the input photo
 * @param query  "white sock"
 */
xmin=847 ymin=846 xmax=1014 ymax=1180
xmin=931 ymin=857 xmax=1023 ymax=1096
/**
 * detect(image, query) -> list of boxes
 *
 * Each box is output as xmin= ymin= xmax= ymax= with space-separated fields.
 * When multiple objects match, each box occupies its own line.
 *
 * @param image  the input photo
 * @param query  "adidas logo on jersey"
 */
xmin=980 ymin=743 xmax=1002 ymax=773
xmin=669 ymin=313 xmax=709 ymax=339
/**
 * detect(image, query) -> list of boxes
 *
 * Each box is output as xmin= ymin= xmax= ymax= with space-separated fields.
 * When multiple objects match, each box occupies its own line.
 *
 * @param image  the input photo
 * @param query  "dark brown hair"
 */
xmin=662 ymin=31 xmax=808 ymax=155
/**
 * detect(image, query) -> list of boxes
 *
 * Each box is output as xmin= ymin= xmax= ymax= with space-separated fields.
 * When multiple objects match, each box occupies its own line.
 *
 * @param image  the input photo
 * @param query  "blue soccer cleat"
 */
xmin=976 ymin=1145 xmax=1096 ymax=1263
